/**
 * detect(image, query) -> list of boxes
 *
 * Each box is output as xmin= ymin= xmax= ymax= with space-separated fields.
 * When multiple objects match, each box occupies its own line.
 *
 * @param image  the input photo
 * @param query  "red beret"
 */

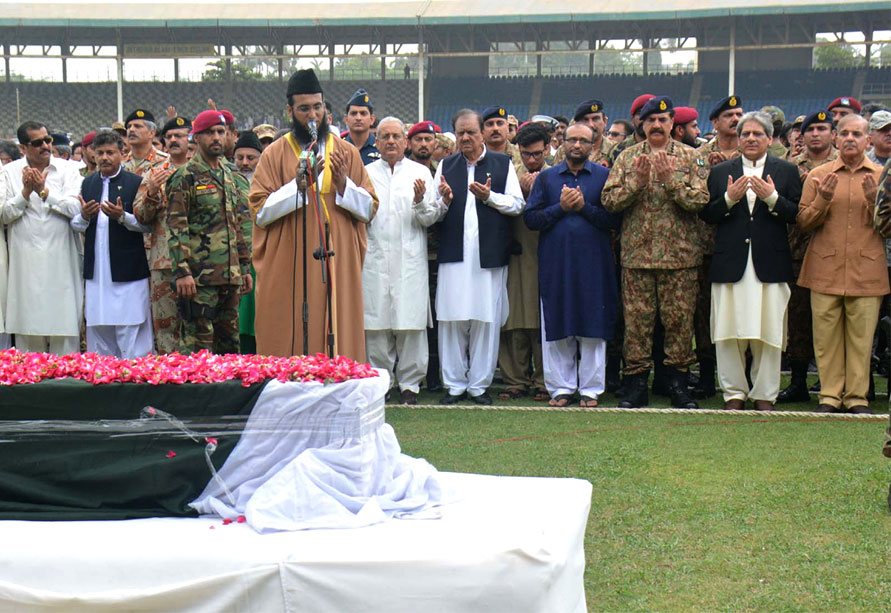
xmin=673 ymin=106 xmax=699 ymax=125
xmin=81 ymin=130 xmax=97 ymax=148
xmin=219 ymin=109 xmax=236 ymax=126
xmin=407 ymin=120 xmax=441 ymax=139
xmin=630 ymin=94 xmax=655 ymax=117
xmin=827 ymin=97 xmax=861 ymax=113
xmin=190 ymin=110 xmax=228 ymax=135
xmin=340 ymin=129 xmax=350 ymax=139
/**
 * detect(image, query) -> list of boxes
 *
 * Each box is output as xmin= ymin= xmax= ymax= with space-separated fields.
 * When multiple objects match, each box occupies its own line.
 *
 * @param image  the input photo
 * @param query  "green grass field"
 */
xmin=386 ymin=380 xmax=891 ymax=611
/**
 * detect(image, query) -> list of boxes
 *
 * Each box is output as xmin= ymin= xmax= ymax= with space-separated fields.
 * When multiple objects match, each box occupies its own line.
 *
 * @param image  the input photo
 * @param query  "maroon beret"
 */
xmin=81 ymin=130 xmax=97 ymax=148
xmin=630 ymin=94 xmax=655 ymax=117
xmin=190 ymin=110 xmax=228 ymax=135
xmin=673 ymin=106 xmax=699 ymax=125
xmin=827 ymin=97 xmax=861 ymax=113
xmin=407 ymin=120 xmax=441 ymax=139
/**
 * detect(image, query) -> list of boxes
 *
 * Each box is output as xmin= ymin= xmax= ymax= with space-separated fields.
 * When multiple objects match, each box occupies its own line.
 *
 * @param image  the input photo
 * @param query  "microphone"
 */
xmin=308 ymin=120 xmax=319 ymax=154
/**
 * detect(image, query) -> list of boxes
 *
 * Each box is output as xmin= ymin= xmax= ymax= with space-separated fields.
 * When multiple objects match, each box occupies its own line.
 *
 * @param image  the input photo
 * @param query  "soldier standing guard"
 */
xmin=602 ymin=96 xmax=710 ymax=409
xmin=166 ymin=110 xmax=252 ymax=354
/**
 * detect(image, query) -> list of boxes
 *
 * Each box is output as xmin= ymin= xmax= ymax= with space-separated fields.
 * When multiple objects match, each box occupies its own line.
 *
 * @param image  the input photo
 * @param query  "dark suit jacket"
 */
xmin=81 ymin=168 xmax=151 ymax=282
xmin=699 ymin=155 xmax=801 ymax=283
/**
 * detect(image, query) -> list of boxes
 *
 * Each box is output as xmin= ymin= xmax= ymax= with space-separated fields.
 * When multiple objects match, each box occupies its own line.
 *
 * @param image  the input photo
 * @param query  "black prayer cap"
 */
xmin=481 ymin=105 xmax=508 ymax=122
xmin=709 ymin=95 xmax=742 ymax=120
xmin=800 ymin=110 xmax=833 ymax=133
xmin=287 ymin=69 xmax=323 ymax=99
xmin=235 ymin=130 xmax=262 ymax=153
xmin=346 ymin=88 xmax=372 ymax=111
xmin=573 ymin=98 xmax=605 ymax=122
xmin=160 ymin=116 xmax=192 ymax=136
xmin=125 ymin=108 xmax=156 ymax=126
xmin=639 ymin=96 xmax=674 ymax=121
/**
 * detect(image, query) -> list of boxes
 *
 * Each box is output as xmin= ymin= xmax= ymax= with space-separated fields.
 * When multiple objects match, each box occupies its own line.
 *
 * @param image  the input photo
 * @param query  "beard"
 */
xmin=680 ymin=132 xmax=698 ymax=147
xmin=291 ymin=114 xmax=330 ymax=147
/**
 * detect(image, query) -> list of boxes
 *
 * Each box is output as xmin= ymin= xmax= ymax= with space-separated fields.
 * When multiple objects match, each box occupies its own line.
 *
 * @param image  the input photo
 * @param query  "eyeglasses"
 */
xmin=607 ymin=131 xmax=626 ymax=138
xmin=294 ymin=103 xmax=324 ymax=114
xmin=564 ymin=137 xmax=593 ymax=145
xmin=520 ymin=150 xmax=545 ymax=158
xmin=28 ymin=136 xmax=53 ymax=147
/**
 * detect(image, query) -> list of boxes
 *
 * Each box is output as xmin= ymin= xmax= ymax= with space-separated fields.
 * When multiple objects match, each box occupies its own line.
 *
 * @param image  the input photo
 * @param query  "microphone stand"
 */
xmin=309 ymin=148 xmax=336 ymax=358
xmin=298 ymin=155 xmax=310 ymax=356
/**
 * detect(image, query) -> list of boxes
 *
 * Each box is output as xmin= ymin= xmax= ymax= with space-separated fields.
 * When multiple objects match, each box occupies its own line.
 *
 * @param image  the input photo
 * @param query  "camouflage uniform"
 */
xmin=552 ymin=137 xmax=613 ymax=168
xmin=134 ymin=158 xmax=185 ymax=354
xmin=602 ymin=139 xmax=710 ymax=375
xmin=166 ymin=151 xmax=251 ymax=354
xmin=123 ymin=146 xmax=169 ymax=176
xmin=786 ymin=148 xmax=839 ymax=362
xmin=504 ymin=142 xmax=525 ymax=172
xmin=228 ymin=160 xmax=257 ymax=353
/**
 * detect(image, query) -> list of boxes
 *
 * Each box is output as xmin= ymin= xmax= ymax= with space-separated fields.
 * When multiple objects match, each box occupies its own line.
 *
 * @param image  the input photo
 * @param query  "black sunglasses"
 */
xmin=28 ymin=136 xmax=53 ymax=147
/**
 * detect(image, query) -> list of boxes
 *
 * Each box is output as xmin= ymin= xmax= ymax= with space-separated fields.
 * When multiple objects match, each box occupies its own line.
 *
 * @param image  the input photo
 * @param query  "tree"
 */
xmin=202 ymin=59 xmax=265 ymax=81
xmin=814 ymin=39 xmax=863 ymax=69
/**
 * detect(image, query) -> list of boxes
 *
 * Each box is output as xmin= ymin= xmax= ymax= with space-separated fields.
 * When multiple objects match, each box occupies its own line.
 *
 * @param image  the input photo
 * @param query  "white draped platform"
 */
xmin=0 ymin=472 xmax=591 ymax=612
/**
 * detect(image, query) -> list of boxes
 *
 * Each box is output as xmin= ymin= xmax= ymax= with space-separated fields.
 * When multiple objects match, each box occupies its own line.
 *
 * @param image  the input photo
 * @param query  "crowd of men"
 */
xmin=1 ymin=68 xmax=891 ymax=418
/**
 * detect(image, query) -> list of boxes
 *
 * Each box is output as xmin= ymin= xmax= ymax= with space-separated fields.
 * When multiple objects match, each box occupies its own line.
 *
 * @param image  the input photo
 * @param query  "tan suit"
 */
xmin=798 ymin=155 xmax=888 ymax=408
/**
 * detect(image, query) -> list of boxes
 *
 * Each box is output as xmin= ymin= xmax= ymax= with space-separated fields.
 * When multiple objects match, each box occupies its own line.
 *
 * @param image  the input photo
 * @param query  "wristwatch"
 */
xmin=38 ymin=188 xmax=49 ymax=201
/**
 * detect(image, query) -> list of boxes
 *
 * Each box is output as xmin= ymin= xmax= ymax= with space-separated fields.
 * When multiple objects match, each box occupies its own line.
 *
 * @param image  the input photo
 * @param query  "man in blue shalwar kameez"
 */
xmin=524 ymin=124 xmax=621 ymax=407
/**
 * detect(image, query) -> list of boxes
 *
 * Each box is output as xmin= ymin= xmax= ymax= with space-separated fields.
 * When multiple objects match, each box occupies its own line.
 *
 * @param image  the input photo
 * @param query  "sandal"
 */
xmin=579 ymin=395 xmax=599 ymax=408
xmin=532 ymin=389 xmax=550 ymax=402
xmin=497 ymin=388 xmax=528 ymax=401
xmin=549 ymin=394 xmax=575 ymax=407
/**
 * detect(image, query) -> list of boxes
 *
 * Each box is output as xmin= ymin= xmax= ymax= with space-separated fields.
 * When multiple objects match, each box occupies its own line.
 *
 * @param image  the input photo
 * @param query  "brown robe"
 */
xmin=248 ymin=135 xmax=378 ymax=360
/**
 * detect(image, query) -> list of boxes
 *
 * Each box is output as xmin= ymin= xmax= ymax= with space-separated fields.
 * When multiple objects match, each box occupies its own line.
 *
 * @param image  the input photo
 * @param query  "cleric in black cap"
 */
xmin=343 ymin=88 xmax=380 ymax=165
xmin=233 ymin=130 xmax=262 ymax=182
xmin=247 ymin=68 xmax=378 ymax=359
xmin=160 ymin=116 xmax=192 ymax=168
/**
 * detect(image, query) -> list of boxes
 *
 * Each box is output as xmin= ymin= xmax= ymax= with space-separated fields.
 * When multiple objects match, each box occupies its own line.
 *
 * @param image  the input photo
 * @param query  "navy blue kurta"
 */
xmin=524 ymin=160 xmax=620 ymax=342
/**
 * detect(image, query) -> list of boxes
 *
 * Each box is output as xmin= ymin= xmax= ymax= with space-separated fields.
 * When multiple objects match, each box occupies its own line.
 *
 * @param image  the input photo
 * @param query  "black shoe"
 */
xmin=776 ymin=380 xmax=810 ymax=403
xmin=618 ymin=372 xmax=649 ymax=408
xmin=401 ymin=389 xmax=419 ymax=405
xmin=470 ymin=391 xmax=493 ymax=405
xmin=440 ymin=392 xmax=466 ymax=405
xmin=667 ymin=369 xmax=698 ymax=409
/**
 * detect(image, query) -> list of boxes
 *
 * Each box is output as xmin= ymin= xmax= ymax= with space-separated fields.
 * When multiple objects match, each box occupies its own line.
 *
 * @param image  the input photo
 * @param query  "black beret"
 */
xmin=287 ymin=69 xmax=323 ymax=99
xmin=709 ymin=95 xmax=742 ymax=120
xmin=160 ymin=116 xmax=192 ymax=135
xmin=799 ymin=110 xmax=833 ymax=133
xmin=481 ymin=105 xmax=508 ymax=122
xmin=639 ymin=96 xmax=674 ymax=121
xmin=234 ymin=130 xmax=263 ymax=153
xmin=573 ymin=98 xmax=605 ymax=121
xmin=346 ymin=88 xmax=372 ymax=110
xmin=125 ymin=108 xmax=156 ymax=126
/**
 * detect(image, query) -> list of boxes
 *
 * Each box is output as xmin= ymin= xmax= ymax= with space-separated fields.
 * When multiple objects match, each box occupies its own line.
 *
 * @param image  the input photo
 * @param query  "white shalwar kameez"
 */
xmin=0 ymin=156 xmax=83 ymax=355
xmin=710 ymin=154 xmax=789 ymax=402
xmin=71 ymin=168 xmax=153 ymax=359
xmin=432 ymin=149 xmax=524 ymax=397
xmin=540 ymin=304 xmax=606 ymax=399
xmin=364 ymin=158 xmax=438 ymax=393
xmin=0 ymin=171 xmax=10 ymax=349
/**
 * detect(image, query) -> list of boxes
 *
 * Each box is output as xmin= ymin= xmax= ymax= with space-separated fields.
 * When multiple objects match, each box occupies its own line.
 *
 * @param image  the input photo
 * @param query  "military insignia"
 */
xmin=136 ymin=110 xmax=145 ymax=118
xmin=499 ymin=108 xmax=506 ymax=117
xmin=659 ymin=100 xmax=667 ymax=111
xmin=729 ymin=96 xmax=737 ymax=107
xmin=841 ymin=97 xmax=850 ymax=106
xmin=696 ymin=158 xmax=705 ymax=167
xmin=176 ymin=117 xmax=184 ymax=126
xmin=363 ymin=95 xmax=369 ymax=103
xmin=817 ymin=111 xmax=826 ymax=121
xmin=591 ymin=104 xmax=599 ymax=112
xmin=697 ymin=167 xmax=709 ymax=179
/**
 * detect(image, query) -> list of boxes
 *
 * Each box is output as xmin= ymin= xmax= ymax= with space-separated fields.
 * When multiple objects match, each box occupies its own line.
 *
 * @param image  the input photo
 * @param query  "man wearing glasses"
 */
xmin=0 ymin=122 xmax=84 ymax=354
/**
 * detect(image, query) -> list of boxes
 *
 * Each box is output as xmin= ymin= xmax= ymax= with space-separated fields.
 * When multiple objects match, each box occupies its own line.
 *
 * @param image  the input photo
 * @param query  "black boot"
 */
xmin=606 ymin=355 xmax=622 ymax=394
xmin=667 ymin=368 xmax=698 ymax=409
xmin=777 ymin=360 xmax=810 ymax=403
xmin=691 ymin=359 xmax=716 ymax=399
xmin=618 ymin=372 xmax=649 ymax=408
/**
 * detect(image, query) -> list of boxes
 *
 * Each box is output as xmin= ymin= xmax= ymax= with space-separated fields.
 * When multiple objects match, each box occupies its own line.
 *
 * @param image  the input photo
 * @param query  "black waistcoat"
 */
xmin=81 ymin=169 xmax=151 ymax=282
xmin=437 ymin=150 xmax=514 ymax=269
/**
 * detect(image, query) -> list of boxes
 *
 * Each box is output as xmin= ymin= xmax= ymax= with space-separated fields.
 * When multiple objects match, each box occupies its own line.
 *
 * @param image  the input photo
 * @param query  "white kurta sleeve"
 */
xmin=411 ymin=172 xmax=439 ymax=228
xmin=335 ymin=176 xmax=374 ymax=223
xmin=429 ymin=163 xmax=450 ymax=222
xmin=483 ymin=163 xmax=524 ymax=216
xmin=0 ymin=168 xmax=28 ymax=225
xmin=46 ymin=165 xmax=84 ymax=219
xmin=119 ymin=211 xmax=152 ymax=233
xmin=70 ymin=213 xmax=89 ymax=233
xmin=255 ymin=179 xmax=304 ymax=228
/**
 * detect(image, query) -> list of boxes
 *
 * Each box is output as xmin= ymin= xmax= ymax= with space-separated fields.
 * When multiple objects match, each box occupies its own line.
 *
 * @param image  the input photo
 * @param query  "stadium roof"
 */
xmin=2 ymin=0 xmax=891 ymax=27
